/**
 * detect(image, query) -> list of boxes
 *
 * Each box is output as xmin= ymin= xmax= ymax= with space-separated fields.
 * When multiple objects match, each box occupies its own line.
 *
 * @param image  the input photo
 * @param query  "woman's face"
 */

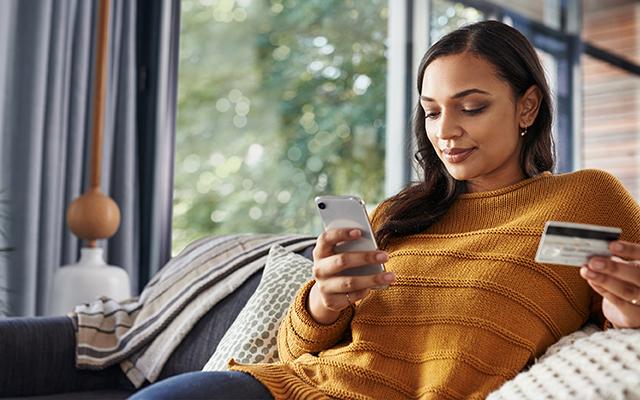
xmin=420 ymin=52 xmax=534 ymax=193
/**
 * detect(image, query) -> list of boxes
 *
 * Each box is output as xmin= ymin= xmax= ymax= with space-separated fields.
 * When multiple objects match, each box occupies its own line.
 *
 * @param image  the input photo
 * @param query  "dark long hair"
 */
xmin=376 ymin=20 xmax=555 ymax=248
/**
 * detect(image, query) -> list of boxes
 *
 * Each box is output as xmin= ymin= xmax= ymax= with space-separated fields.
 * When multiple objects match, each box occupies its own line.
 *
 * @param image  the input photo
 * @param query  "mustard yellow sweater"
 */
xmin=230 ymin=169 xmax=640 ymax=399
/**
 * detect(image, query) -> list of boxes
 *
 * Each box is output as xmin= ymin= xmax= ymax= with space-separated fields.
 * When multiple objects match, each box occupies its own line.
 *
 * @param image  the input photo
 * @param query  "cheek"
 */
xmin=425 ymin=121 xmax=438 ymax=141
xmin=425 ymin=126 xmax=440 ymax=151
xmin=468 ymin=110 xmax=518 ymax=146
xmin=473 ymin=129 xmax=521 ymax=169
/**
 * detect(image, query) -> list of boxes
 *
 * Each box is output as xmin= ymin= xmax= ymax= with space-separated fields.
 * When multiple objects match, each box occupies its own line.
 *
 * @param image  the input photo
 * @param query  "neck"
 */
xmin=465 ymin=171 xmax=526 ymax=193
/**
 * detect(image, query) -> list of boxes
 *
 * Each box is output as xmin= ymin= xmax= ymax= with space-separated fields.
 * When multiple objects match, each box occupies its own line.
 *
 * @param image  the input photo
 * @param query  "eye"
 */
xmin=462 ymin=106 xmax=486 ymax=115
xmin=425 ymin=112 xmax=440 ymax=120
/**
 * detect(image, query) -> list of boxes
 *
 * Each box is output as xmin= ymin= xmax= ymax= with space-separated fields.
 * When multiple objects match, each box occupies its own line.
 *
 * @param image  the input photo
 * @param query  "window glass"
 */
xmin=581 ymin=54 xmax=640 ymax=198
xmin=490 ymin=0 xmax=561 ymax=30
xmin=430 ymin=0 xmax=484 ymax=42
xmin=174 ymin=0 xmax=388 ymax=253
xmin=582 ymin=0 xmax=640 ymax=65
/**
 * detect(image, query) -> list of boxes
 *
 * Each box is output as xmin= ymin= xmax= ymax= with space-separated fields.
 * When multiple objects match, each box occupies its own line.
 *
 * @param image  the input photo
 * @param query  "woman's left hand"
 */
xmin=581 ymin=240 xmax=640 ymax=329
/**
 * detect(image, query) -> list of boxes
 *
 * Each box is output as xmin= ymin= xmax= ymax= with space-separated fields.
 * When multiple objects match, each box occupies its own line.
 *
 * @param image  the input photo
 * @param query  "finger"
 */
xmin=580 ymin=266 xmax=640 ymax=304
xmin=590 ymin=281 xmax=640 ymax=329
xmin=608 ymin=240 xmax=640 ymax=261
xmin=344 ymin=288 xmax=371 ymax=305
xmin=323 ymin=288 xmax=371 ymax=311
xmin=314 ymin=251 xmax=388 ymax=278
xmin=313 ymin=228 xmax=362 ymax=259
xmin=587 ymin=256 xmax=640 ymax=287
xmin=320 ymin=271 xmax=396 ymax=294
xmin=587 ymin=280 xmax=629 ymax=309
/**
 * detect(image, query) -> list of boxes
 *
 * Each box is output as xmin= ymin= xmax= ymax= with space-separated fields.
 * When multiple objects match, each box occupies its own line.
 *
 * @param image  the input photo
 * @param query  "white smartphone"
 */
xmin=314 ymin=195 xmax=386 ymax=281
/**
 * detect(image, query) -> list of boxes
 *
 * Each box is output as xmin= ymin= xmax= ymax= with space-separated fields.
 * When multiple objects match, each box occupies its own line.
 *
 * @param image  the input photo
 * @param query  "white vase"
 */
xmin=47 ymin=247 xmax=131 ymax=316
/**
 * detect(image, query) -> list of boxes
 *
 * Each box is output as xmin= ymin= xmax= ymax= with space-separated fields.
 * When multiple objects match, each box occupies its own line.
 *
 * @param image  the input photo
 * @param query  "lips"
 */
xmin=442 ymin=147 xmax=477 ymax=163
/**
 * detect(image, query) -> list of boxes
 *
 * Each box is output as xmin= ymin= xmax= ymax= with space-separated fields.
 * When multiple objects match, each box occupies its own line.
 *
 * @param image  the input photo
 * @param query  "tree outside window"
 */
xmin=174 ymin=0 xmax=388 ymax=253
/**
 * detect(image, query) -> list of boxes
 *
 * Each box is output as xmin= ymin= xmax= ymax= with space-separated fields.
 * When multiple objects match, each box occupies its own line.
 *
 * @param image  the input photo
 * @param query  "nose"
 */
xmin=433 ymin=111 xmax=463 ymax=141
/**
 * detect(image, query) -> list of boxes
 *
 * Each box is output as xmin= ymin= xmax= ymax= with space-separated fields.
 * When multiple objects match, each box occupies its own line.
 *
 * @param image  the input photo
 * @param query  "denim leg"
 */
xmin=128 ymin=371 xmax=273 ymax=400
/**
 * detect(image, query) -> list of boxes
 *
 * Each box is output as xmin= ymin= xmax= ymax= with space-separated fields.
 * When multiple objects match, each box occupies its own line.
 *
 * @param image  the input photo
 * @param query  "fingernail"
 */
xmin=591 ymin=260 xmax=605 ymax=270
xmin=383 ymin=272 xmax=396 ymax=282
xmin=612 ymin=242 xmax=623 ymax=252
xmin=350 ymin=229 xmax=361 ymax=238
xmin=580 ymin=266 xmax=588 ymax=278
xmin=376 ymin=252 xmax=388 ymax=262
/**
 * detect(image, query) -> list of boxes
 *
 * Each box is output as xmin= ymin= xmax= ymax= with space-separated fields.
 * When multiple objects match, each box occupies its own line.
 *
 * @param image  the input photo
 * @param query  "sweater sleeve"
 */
xmin=598 ymin=170 xmax=640 ymax=244
xmin=277 ymin=280 xmax=354 ymax=362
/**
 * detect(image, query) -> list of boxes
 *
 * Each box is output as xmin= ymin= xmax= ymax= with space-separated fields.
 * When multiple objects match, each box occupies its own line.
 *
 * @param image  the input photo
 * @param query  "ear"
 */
xmin=517 ymin=85 xmax=543 ymax=129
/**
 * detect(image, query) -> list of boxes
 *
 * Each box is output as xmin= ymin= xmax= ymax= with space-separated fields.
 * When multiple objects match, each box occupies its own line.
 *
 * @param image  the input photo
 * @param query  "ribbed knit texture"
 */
xmin=230 ymin=169 xmax=640 ymax=400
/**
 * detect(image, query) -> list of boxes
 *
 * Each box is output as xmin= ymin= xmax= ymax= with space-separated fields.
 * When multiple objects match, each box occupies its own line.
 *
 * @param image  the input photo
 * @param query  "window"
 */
xmin=430 ymin=0 xmax=484 ymax=42
xmin=581 ymin=55 xmax=640 ymax=197
xmin=174 ymin=0 xmax=640 ymax=254
xmin=174 ymin=0 xmax=388 ymax=253
xmin=582 ymin=0 xmax=640 ymax=64
xmin=488 ymin=0 xmax=561 ymax=30
xmin=581 ymin=0 xmax=640 ymax=197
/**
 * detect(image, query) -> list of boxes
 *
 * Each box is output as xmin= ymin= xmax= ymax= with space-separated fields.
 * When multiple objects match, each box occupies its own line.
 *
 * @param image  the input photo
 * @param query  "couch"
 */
xmin=0 ymin=243 xmax=316 ymax=400
xmin=2 ymin=238 xmax=639 ymax=400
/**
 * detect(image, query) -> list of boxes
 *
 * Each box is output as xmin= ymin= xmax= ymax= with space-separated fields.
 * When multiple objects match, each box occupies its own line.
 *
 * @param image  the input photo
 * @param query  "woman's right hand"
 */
xmin=307 ymin=228 xmax=396 ymax=324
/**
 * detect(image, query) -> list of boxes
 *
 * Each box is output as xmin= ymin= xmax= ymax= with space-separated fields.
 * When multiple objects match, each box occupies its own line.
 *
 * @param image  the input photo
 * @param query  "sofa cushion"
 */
xmin=156 ymin=269 xmax=264 ymax=379
xmin=157 ymin=242 xmax=315 ymax=378
xmin=202 ymin=244 xmax=314 ymax=370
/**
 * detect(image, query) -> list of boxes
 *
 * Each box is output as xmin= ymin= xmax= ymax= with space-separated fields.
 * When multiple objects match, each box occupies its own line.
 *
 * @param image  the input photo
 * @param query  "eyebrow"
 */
xmin=420 ymin=88 xmax=491 ymax=102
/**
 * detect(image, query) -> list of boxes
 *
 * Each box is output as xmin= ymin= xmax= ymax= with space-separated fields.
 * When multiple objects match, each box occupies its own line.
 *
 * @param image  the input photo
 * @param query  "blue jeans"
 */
xmin=128 ymin=371 xmax=273 ymax=400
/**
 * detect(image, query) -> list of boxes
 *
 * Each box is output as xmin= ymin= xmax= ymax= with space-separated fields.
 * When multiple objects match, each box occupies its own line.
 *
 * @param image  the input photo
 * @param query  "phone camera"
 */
xmin=318 ymin=202 xmax=326 ymax=210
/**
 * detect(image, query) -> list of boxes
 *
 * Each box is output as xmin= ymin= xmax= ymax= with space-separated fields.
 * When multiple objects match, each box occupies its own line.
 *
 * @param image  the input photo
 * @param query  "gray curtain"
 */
xmin=0 ymin=0 xmax=179 ymax=317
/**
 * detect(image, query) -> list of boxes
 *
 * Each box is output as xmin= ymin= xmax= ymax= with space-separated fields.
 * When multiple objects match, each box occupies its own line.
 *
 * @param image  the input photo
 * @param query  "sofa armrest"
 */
xmin=0 ymin=316 xmax=132 ymax=397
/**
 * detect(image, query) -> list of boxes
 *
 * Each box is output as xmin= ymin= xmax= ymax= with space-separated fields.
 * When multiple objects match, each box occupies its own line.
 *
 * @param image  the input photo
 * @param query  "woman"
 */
xmin=131 ymin=20 xmax=640 ymax=400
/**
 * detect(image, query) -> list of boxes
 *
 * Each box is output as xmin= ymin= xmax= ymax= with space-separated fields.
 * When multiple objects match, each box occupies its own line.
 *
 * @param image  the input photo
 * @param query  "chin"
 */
xmin=442 ymin=164 xmax=477 ymax=182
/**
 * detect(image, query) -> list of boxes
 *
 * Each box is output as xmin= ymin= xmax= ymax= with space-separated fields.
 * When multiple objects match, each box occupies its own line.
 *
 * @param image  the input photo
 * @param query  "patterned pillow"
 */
xmin=202 ymin=244 xmax=313 ymax=371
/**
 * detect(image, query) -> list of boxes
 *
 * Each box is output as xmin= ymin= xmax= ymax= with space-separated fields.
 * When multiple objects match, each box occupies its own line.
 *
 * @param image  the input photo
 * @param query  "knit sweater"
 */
xmin=230 ymin=169 xmax=640 ymax=400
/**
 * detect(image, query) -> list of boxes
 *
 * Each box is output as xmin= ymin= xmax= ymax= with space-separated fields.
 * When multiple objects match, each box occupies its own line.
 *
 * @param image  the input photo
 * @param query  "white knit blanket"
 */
xmin=488 ymin=325 xmax=640 ymax=400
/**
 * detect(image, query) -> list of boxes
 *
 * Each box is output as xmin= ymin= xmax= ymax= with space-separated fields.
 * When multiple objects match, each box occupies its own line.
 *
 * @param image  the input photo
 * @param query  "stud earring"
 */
xmin=520 ymin=126 xmax=527 ymax=137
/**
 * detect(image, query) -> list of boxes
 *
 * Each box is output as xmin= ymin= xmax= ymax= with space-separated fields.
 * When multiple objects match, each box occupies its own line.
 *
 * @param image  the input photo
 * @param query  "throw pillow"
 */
xmin=488 ymin=324 xmax=640 ymax=399
xmin=202 ymin=244 xmax=314 ymax=371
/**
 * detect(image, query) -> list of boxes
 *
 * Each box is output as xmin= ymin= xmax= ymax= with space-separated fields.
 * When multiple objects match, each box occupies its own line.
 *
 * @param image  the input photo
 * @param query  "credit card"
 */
xmin=534 ymin=221 xmax=621 ymax=267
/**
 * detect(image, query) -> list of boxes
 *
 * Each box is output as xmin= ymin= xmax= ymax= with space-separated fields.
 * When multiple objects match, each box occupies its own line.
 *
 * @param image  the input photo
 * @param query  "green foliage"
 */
xmin=430 ymin=0 xmax=484 ymax=41
xmin=173 ymin=0 xmax=388 ymax=253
